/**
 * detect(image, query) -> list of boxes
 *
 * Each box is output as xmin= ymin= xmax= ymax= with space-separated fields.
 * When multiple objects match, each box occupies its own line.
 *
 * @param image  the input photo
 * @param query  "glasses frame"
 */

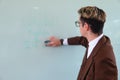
xmin=75 ymin=21 xmax=80 ymax=27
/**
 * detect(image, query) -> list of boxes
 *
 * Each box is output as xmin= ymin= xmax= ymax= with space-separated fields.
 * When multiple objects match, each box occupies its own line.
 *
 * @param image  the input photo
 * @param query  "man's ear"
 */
xmin=84 ymin=22 xmax=90 ymax=31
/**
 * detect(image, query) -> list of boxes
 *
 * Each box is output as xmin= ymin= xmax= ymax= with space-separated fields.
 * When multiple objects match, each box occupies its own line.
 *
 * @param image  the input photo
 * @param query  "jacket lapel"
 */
xmin=80 ymin=36 xmax=107 ymax=80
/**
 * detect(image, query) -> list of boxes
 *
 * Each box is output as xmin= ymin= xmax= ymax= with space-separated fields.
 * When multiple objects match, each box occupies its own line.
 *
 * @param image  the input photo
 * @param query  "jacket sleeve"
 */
xmin=67 ymin=36 xmax=88 ymax=48
xmin=94 ymin=46 xmax=118 ymax=80
xmin=94 ymin=58 xmax=118 ymax=80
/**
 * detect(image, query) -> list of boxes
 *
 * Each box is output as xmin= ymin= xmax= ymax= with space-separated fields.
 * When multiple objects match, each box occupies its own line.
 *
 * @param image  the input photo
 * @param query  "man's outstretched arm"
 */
xmin=45 ymin=36 xmax=88 ymax=48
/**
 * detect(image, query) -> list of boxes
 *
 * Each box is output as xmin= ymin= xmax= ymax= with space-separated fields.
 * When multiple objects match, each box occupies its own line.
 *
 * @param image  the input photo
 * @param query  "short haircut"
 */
xmin=78 ymin=6 xmax=106 ymax=35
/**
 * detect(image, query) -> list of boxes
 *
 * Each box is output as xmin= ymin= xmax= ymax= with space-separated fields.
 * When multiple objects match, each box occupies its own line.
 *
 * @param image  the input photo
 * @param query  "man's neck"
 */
xmin=86 ymin=33 xmax=100 ymax=42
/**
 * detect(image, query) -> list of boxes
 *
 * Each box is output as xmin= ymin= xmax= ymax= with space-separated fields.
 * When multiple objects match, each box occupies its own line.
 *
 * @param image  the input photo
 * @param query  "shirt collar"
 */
xmin=89 ymin=34 xmax=104 ymax=47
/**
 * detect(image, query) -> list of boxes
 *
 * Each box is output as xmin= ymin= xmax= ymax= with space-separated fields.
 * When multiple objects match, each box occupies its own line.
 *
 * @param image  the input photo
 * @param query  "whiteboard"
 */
xmin=0 ymin=0 xmax=120 ymax=80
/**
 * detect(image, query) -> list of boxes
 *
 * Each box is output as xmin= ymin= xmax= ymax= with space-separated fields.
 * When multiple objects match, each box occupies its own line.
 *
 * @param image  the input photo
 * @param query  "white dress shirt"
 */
xmin=63 ymin=34 xmax=104 ymax=58
xmin=87 ymin=34 xmax=103 ymax=58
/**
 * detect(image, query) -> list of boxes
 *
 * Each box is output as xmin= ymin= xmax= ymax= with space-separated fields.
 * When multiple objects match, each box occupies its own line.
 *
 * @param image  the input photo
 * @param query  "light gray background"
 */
xmin=0 ymin=0 xmax=119 ymax=80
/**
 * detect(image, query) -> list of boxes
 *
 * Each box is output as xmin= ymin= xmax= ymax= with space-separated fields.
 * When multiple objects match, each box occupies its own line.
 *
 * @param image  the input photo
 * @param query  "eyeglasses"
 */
xmin=75 ymin=21 xmax=80 ymax=27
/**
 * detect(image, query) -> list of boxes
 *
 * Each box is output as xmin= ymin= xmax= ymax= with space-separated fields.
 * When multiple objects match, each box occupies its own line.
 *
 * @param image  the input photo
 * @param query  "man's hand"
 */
xmin=45 ymin=36 xmax=61 ymax=47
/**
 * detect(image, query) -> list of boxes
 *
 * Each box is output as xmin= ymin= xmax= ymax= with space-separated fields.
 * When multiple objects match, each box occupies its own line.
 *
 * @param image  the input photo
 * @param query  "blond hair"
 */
xmin=78 ymin=6 xmax=106 ymax=23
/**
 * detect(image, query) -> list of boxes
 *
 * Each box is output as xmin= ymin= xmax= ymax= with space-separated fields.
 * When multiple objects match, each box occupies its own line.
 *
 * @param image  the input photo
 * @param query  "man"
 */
xmin=45 ymin=6 xmax=118 ymax=80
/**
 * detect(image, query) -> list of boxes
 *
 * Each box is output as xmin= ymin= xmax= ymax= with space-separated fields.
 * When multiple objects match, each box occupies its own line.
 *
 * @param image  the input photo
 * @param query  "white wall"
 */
xmin=0 ymin=0 xmax=119 ymax=80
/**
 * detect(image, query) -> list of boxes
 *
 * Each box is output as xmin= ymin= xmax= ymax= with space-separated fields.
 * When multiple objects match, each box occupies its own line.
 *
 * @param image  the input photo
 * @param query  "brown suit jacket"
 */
xmin=67 ymin=35 xmax=118 ymax=80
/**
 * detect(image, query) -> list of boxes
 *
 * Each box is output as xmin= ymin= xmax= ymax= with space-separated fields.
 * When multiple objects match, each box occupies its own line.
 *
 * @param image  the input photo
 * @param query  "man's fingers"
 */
xmin=46 ymin=41 xmax=54 ymax=46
